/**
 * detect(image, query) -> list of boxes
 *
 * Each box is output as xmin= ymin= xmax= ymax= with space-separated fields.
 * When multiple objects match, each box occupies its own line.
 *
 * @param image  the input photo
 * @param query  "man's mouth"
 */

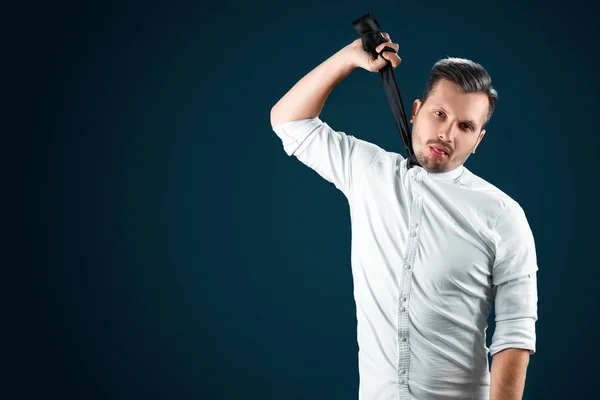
xmin=429 ymin=146 xmax=449 ymax=158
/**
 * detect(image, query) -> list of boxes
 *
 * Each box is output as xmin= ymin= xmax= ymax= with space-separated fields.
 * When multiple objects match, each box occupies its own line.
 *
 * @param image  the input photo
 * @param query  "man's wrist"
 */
xmin=335 ymin=45 xmax=360 ymax=72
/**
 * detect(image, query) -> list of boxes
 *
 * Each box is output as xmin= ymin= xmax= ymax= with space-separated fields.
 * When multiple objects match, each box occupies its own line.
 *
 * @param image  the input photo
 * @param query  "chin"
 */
xmin=415 ymin=154 xmax=451 ymax=173
xmin=423 ymin=163 xmax=450 ymax=173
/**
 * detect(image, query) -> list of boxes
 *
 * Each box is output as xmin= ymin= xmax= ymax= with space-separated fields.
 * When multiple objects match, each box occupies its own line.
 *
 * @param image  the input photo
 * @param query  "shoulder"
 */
xmin=456 ymin=168 xmax=526 ymax=228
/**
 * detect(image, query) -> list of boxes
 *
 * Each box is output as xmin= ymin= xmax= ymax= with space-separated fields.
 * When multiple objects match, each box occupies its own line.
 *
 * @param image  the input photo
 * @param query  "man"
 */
xmin=270 ymin=33 xmax=538 ymax=400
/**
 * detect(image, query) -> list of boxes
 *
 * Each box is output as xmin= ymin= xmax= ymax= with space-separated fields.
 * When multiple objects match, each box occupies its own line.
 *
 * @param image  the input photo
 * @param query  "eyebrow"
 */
xmin=436 ymin=106 xmax=478 ymax=127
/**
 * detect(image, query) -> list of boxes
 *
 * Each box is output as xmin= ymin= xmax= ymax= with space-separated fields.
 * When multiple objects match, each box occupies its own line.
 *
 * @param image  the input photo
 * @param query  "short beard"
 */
xmin=411 ymin=130 xmax=470 ymax=173
xmin=414 ymin=147 xmax=451 ymax=173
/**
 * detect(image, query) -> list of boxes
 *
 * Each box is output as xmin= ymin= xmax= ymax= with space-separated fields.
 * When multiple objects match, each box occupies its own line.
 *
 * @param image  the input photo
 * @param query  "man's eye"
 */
xmin=461 ymin=123 xmax=473 ymax=131
xmin=435 ymin=110 xmax=444 ymax=117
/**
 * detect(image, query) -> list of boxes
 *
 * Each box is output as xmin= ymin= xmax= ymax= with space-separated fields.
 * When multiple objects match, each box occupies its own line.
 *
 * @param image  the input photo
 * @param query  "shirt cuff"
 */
xmin=489 ymin=317 xmax=536 ymax=356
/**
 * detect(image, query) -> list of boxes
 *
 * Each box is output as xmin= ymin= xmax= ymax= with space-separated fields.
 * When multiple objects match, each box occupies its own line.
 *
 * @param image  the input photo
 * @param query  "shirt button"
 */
xmin=415 ymin=192 xmax=420 ymax=197
xmin=400 ymin=369 xmax=406 ymax=374
xmin=411 ymin=222 xmax=419 ymax=228
xmin=402 ymin=337 xmax=407 ymax=342
xmin=404 ymin=264 xmax=411 ymax=270
xmin=400 ymin=379 xmax=406 ymax=384
xmin=402 ymin=296 xmax=407 ymax=302
xmin=410 ymin=231 xmax=417 ymax=237
xmin=401 ymin=307 xmax=406 ymax=312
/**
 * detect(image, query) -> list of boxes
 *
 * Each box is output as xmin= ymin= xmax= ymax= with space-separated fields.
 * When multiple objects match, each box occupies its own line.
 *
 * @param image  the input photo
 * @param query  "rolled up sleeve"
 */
xmin=489 ymin=200 xmax=539 ymax=356
xmin=272 ymin=116 xmax=384 ymax=197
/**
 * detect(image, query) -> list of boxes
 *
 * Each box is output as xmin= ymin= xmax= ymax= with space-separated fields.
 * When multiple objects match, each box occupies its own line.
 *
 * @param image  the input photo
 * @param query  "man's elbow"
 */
xmin=270 ymin=104 xmax=288 ymax=129
xmin=270 ymin=105 xmax=278 ymax=129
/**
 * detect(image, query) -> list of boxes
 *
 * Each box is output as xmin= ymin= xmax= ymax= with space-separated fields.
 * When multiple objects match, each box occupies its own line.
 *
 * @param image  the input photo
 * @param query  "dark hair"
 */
xmin=421 ymin=57 xmax=498 ymax=127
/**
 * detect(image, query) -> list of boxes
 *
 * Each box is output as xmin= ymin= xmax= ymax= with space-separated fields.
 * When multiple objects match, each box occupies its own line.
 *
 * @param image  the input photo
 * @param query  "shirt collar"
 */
xmin=426 ymin=165 xmax=465 ymax=182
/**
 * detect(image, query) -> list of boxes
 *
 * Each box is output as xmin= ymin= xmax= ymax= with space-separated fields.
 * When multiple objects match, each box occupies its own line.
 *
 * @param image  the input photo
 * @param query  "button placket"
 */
xmin=397 ymin=170 xmax=424 ymax=399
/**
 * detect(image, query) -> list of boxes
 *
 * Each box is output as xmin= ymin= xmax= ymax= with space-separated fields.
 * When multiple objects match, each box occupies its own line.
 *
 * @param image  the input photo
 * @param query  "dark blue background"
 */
xmin=11 ymin=0 xmax=599 ymax=398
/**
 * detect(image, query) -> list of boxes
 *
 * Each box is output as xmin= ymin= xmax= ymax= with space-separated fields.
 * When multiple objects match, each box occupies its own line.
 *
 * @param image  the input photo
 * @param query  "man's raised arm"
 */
xmin=270 ymin=34 xmax=400 ymax=127
xmin=269 ymin=35 xmax=402 ymax=197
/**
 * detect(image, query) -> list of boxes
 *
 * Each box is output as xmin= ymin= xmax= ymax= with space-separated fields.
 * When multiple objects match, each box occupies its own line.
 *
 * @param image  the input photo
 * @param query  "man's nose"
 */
xmin=438 ymin=123 xmax=456 ymax=142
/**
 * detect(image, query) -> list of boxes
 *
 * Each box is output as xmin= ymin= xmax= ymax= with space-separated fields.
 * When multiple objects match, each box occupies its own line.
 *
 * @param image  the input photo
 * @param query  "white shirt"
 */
xmin=272 ymin=116 xmax=539 ymax=400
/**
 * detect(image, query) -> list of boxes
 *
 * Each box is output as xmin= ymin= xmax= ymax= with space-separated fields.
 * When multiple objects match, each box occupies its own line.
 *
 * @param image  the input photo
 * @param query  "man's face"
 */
xmin=410 ymin=79 xmax=489 ymax=173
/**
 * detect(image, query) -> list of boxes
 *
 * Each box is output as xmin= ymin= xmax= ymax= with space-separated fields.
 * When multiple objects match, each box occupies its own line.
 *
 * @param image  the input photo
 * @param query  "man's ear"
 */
xmin=473 ymin=129 xmax=486 ymax=153
xmin=410 ymin=99 xmax=421 ymax=123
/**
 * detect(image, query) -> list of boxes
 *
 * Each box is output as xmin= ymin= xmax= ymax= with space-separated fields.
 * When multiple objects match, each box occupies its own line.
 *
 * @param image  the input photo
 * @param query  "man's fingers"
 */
xmin=363 ymin=33 xmax=401 ymax=71
xmin=374 ymin=41 xmax=401 ymax=69
xmin=376 ymin=42 xmax=399 ymax=54
xmin=369 ymin=52 xmax=401 ymax=71
xmin=381 ymin=53 xmax=402 ymax=68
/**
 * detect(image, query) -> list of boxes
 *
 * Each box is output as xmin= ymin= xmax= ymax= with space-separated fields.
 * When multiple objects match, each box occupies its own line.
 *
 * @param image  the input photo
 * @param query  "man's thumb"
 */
xmin=369 ymin=55 xmax=387 ymax=72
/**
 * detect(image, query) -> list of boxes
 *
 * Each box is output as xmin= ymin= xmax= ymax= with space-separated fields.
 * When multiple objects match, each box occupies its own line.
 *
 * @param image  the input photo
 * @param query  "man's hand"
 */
xmin=490 ymin=348 xmax=531 ymax=400
xmin=344 ymin=32 xmax=402 ymax=73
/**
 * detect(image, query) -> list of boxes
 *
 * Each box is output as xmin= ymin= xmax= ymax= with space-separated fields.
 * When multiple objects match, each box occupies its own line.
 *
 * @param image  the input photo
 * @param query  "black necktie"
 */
xmin=352 ymin=12 xmax=422 ymax=169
